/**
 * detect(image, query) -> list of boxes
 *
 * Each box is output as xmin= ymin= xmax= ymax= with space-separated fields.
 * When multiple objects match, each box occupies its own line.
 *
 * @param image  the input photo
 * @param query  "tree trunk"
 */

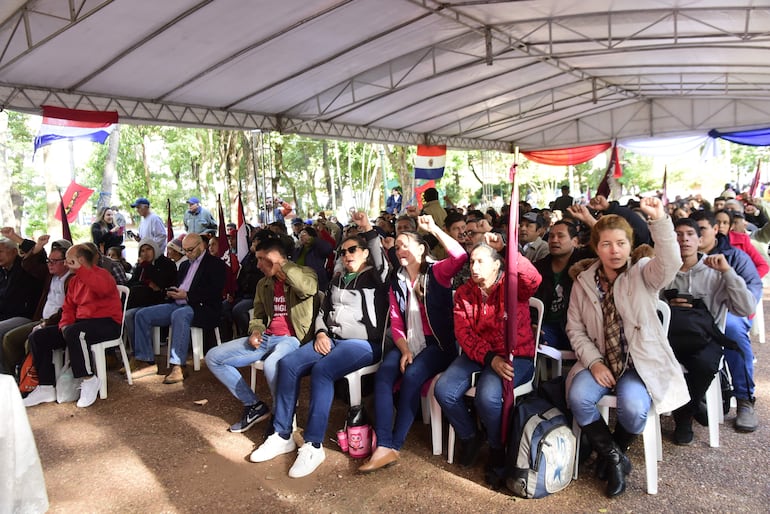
xmin=387 ymin=145 xmax=412 ymax=208
xmin=42 ymin=148 xmax=64 ymax=238
xmin=99 ymin=124 xmax=120 ymax=211
xmin=322 ymin=141 xmax=335 ymax=211
xmin=142 ymin=131 xmax=151 ymax=195
xmin=0 ymin=113 xmax=17 ymax=230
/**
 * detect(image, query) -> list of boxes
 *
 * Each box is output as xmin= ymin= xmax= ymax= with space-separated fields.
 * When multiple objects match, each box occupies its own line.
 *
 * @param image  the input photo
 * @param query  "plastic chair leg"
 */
xmin=447 ymin=424 xmax=456 ymax=463
xmin=92 ymin=345 xmax=109 ymax=400
xmin=427 ymin=377 xmax=443 ymax=456
xmin=191 ymin=328 xmax=203 ymax=371
xmin=705 ymin=374 xmax=721 ymax=448
xmin=152 ymin=326 xmax=161 ymax=355
xmin=642 ymin=412 xmax=660 ymax=495
xmin=346 ymin=373 xmax=362 ymax=407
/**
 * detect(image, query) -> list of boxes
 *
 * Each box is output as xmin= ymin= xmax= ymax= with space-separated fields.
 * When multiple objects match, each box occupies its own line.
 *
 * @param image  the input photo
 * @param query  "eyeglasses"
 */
xmin=183 ymin=243 xmax=200 ymax=253
xmin=45 ymin=258 xmax=66 ymax=264
xmin=337 ymin=246 xmax=361 ymax=257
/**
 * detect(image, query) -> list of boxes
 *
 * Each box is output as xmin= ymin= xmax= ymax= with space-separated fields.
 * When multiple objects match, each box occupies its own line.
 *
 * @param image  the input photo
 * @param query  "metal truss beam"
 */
xmin=0 ymin=0 xmax=114 ymax=72
xmin=0 ymin=83 xmax=511 ymax=151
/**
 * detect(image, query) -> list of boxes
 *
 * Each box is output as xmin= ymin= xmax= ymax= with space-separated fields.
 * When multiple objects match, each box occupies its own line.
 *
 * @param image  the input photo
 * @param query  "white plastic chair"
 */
xmin=88 ymin=285 xmax=132 ymax=399
xmin=343 ymin=319 xmax=389 ymax=407
xmin=154 ymin=324 xmax=221 ymax=371
xmin=536 ymin=344 xmax=576 ymax=382
xmin=442 ymin=297 xmax=545 ymax=463
xmin=571 ymin=299 xmax=670 ymax=495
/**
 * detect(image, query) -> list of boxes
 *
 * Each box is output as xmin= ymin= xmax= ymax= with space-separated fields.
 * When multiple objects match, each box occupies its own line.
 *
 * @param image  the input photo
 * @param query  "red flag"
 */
xmin=749 ymin=159 xmax=761 ymax=198
xmin=611 ymin=144 xmax=622 ymax=179
xmin=596 ymin=168 xmax=611 ymax=198
xmin=216 ymin=195 xmax=230 ymax=258
xmin=414 ymin=180 xmax=436 ymax=210
xmin=58 ymin=191 xmax=72 ymax=242
xmin=661 ymin=167 xmax=669 ymax=206
xmin=236 ymin=193 xmax=248 ymax=265
xmin=501 ymin=160 xmax=520 ymax=444
xmin=166 ymin=199 xmax=174 ymax=242
xmin=53 ymin=181 xmax=94 ymax=223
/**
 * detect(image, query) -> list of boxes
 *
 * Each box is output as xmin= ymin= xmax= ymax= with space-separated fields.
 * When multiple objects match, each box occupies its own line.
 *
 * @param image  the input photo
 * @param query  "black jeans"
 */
xmin=30 ymin=318 xmax=121 ymax=384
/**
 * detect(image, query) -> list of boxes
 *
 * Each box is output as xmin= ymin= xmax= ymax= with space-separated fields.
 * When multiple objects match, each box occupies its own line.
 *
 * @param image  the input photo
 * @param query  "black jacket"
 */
xmin=178 ymin=252 xmax=227 ymax=329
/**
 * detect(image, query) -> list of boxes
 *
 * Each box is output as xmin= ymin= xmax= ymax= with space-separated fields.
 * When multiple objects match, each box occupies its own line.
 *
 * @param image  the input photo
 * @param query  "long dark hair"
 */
xmin=397 ymin=231 xmax=431 ymax=302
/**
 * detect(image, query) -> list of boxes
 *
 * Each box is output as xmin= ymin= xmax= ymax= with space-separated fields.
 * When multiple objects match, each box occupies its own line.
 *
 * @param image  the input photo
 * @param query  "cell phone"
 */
xmin=165 ymin=287 xmax=178 ymax=293
xmin=677 ymin=293 xmax=694 ymax=303
xmin=126 ymin=229 xmax=135 ymax=238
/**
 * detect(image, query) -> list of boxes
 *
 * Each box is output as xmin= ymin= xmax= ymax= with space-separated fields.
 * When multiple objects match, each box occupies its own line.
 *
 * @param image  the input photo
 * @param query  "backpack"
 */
xmin=19 ymin=353 xmax=39 ymax=396
xmin=505 ymin=395 xmax=576 ymax=499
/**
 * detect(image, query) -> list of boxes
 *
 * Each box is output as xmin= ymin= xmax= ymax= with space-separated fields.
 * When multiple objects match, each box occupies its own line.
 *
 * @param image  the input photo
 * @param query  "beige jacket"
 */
xmin=565 ymin=216 xmax=690 ymax=415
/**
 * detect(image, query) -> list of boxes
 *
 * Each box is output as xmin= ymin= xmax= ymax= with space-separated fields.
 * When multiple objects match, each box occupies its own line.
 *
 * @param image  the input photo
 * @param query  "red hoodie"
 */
xmin=59 ymin=265 xmax=122 ymax=328
xmin=453 ymin=255 xmax=542 ymax=363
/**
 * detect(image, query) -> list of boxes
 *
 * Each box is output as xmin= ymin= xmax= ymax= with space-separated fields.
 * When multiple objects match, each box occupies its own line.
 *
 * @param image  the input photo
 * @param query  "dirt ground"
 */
xmin=24 ymin=303 xmax=770 ymax=513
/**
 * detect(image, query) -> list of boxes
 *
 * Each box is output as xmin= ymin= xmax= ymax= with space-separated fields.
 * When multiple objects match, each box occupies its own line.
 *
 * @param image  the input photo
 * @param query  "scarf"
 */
xmin=399 ymin=268 xmax=426 ymax=357
xmin=595 ymin=265 xmax=628 ymax=379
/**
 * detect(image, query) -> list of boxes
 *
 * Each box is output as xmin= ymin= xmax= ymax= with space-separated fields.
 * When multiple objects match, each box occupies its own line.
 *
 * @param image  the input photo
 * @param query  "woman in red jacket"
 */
xmin=24 ymin=244 xmax=123 ymax=409
xmin=434 ymin=242 xmax=541 ymax=485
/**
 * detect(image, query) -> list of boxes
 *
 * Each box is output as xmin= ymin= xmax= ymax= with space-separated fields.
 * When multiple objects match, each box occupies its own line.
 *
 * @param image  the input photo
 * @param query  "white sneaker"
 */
xmin=249 ymin=432 xmax=297 ymax=463
xmin=76 ymin=375 xmax=101 ymax=408
xmin=288 ymin=443 xmax=326 ymax=478
xmin=23 ymin=385 xmax=57 ymax=407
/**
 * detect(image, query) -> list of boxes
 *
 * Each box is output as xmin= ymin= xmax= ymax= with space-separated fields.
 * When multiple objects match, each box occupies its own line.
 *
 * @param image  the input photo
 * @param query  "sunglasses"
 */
xmin=337 ymin=246 xmax=361 ymax=257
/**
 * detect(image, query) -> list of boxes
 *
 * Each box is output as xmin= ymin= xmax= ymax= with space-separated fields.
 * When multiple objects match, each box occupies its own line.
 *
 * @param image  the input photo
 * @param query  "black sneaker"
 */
xmin=229 ymin=402 xmax=270 ymax=433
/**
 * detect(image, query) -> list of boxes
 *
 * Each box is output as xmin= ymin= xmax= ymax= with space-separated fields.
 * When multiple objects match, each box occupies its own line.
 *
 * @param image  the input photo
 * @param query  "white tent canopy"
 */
xmin=2 ymin=0 xmax=770 ymax=151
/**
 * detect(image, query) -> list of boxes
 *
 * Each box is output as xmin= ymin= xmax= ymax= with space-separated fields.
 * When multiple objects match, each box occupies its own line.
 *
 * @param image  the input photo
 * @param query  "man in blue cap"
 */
xmin=130 ymin=198 xmax=167 ymax=254
xmin=183 ymin=197 xmax=217 ymax=235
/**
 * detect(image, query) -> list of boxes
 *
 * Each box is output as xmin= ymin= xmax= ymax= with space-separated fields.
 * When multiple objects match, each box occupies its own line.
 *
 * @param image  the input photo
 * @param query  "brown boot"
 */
xmin=358 ymin=447 xmax=399 ymax=473
xmin=163 ymin=365 xmax=185 ymax=384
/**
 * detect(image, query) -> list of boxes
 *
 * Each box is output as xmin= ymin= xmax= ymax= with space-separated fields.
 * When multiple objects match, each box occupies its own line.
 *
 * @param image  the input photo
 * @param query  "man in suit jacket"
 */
xmin=132 ymin=233 xmax=226 ymax=384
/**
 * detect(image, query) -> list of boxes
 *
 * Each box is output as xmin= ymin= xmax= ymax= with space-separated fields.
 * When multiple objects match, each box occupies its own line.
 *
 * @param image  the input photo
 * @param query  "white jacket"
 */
xmin=566 ymin=216 xmax=690 ymax=415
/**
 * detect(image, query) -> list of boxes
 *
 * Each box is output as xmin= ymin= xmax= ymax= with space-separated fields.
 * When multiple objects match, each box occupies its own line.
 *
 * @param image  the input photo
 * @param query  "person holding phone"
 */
xmin=129 ymin=198 xmax=167 ymax=255
xmin=665 ymin=218 xmax=756 ymax=444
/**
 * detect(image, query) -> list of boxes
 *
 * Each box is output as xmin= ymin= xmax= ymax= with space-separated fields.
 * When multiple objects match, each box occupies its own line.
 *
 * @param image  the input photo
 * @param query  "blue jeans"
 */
xmin=541 ymin=322 xmax=572 ymax=351
xmin=723 ymin=312 xmax=755 ymax=400
xmin=272 ymin=338 xmax=376 ymax=444
xmin=568 ymin=368 xmax=650 ymax=434
xmin=373 ymin=341 xmax=455 ymax=451
xmin=434 ymin=353 xmax=534 ymax=449
xmin=205 ymin=334 xmax=300 ymax=406
xmin=134 ymin=303 xmax=194 ymax=365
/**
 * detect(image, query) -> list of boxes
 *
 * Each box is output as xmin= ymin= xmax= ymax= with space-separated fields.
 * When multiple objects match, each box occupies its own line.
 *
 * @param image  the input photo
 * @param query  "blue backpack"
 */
xmin=505 ymin=395 xmax=576 ymax=499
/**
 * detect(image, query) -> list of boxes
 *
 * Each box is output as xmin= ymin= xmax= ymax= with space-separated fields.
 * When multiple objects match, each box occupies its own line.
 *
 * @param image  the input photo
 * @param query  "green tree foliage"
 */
xmin=3 ymin=112 xmax=46 ymax=233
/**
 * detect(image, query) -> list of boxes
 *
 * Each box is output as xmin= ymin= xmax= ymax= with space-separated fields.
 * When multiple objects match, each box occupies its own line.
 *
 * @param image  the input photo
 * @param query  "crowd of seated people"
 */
xmin=9 ymin=185 xmax=767 ymax=497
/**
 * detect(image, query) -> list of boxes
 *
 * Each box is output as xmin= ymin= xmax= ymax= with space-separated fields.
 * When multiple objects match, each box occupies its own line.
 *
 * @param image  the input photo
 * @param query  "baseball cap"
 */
xmin=292 ymin=218 xmax=305 ymax=226
xmin=51 ymin=239 xmax=73 ymax=250
xmin=131 ymin=197 xmax=150 ymax=207
xmin=186 ymin=197 xmax=200 ymax=204
xmin=521 ymin=211 xmax=545 ymax=227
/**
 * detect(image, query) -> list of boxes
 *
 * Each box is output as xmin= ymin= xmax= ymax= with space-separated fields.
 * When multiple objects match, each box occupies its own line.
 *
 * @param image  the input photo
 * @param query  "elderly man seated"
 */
xmin=0 ymin=228 xmax=45 ymax=374
xmin=130 ymin=233 xmax=226 ymax=384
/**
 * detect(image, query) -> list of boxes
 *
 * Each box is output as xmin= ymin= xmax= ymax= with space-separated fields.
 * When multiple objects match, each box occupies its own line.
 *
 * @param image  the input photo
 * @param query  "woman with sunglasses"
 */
xmin=250 ymin=211 xmax=391 ymax=478
xmin=360 ymin=214 xmax=467 ymax=472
